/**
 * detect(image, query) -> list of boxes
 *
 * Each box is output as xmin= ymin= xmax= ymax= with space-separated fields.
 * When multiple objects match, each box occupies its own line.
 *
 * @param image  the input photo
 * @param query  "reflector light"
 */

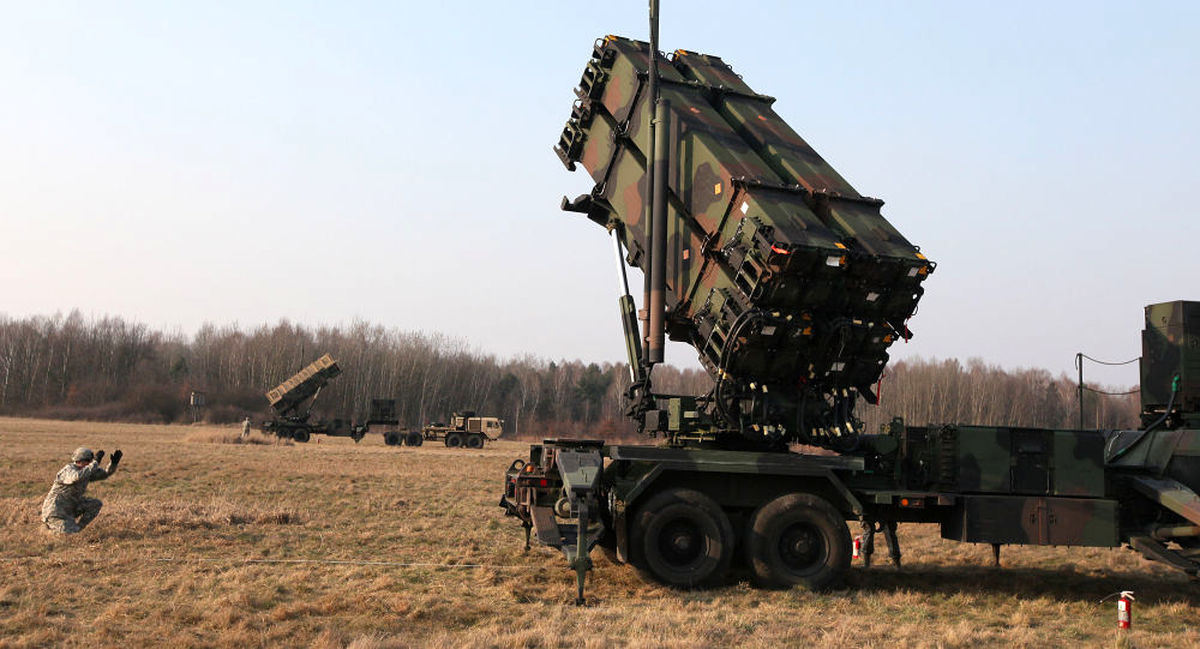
xmin=771 ymin=245 xmax=791 ymax=255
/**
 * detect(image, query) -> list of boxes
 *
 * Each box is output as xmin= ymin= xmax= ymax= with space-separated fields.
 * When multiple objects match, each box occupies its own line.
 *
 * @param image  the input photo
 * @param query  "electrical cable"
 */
xmin=1081 ymin=386 xmax=1140 ymax=396
xmin=1077 ymin=354 xmax=1140 ymax=367
xmin=1106 ymin=377 xmax=1178 ymax=462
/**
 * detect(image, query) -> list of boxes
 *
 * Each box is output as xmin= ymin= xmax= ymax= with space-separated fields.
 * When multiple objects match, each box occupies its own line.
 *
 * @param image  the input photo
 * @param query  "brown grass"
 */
xmin=184 ymin=429 xmax=291 ymax=445
xmin=0 ymin=416 xmax=1197 ymax=648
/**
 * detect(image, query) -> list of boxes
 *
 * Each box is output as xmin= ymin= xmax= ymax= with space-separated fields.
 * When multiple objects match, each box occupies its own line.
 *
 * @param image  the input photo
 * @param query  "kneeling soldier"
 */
xmin=41 ymin=447 xmax=123 ymax=534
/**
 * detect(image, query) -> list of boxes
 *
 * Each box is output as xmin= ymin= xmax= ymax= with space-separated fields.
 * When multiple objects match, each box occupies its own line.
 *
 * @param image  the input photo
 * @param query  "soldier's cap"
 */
xmin=71 ymin=447 xmax=95 ymax=463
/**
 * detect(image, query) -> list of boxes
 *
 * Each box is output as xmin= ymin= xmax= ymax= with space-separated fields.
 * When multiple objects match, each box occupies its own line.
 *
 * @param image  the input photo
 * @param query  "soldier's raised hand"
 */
xmin=110 ymin=449 xmax=123 ymax=469
xmin=95 ymin=450 xmax=105 ymax=463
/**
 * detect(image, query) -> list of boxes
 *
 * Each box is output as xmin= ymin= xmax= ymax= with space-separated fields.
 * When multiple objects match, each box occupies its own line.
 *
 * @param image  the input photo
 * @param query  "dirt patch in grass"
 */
xmin=184 ymin=430 xmax=288 ymax=445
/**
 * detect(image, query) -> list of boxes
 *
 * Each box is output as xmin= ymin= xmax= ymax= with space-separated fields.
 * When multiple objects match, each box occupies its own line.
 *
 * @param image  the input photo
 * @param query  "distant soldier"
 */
xmin=41 ymin=447 xmax=123 ymax=534
xmin=242 ymin=416 xmax=252 ymax=439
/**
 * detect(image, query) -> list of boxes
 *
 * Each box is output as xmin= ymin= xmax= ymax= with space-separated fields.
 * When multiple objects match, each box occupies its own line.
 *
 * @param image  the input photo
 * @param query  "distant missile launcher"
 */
xmin=266 ymin=354 xmax=342 ymax=415
xmin=557 ymin=36 xmax=933 ymax=446
xmin=262 ymin=354 xmax=344 ymax=443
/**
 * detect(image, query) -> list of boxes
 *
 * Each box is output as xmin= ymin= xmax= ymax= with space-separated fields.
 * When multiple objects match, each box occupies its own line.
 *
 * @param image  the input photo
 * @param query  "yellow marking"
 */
xmin=714 ymin=183 xmax=722 ymax=195
xmin=835 ymin=242 xmax=847 ymax=249
xmin=915 ymin=252 xmax=927 ymax=260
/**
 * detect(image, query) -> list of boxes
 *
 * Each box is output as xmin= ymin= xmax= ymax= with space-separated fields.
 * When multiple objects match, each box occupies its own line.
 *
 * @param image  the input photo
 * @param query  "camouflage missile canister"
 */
xmin=557 ymin=36 xmax=934 ymax=446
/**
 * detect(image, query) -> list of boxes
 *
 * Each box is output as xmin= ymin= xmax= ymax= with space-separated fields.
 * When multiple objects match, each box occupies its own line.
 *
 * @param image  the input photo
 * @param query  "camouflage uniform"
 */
xmin=41 ymin=448 xmax=116 ymax=534
xmin=242 ymin=417 xmax=252 ymax=439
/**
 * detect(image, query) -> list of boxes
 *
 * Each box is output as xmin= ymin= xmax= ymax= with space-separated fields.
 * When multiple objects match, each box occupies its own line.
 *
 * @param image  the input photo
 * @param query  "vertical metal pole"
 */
xmin=1077 ymin=352 xmax=1084 ymax=430
xmin=643 ymin=0 xmax=660 ymax=365
xmin=645 ymin=0 xmax=668 ymax=365
xmin=648 ymin=99 xmax=669 ymax=364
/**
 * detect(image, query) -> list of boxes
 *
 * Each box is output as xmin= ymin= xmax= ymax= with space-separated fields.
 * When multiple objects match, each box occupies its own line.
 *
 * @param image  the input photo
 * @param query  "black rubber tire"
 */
xmin=630 ymin=487 xmax=734 ymax=588
xmin=293 ymin=429 xmax=311 ymax=443
xmin=445 ymin=432 xmax=464 ymax=448
xmin=383 ymin=432 xmax=400 ymax=446
xmin=406 ymin=432 xmax=424 ymax=447
xmin=744 ymin=493 xmax=850 ymax=590
xmin=465 ymin=434 xmax=484 ymax=449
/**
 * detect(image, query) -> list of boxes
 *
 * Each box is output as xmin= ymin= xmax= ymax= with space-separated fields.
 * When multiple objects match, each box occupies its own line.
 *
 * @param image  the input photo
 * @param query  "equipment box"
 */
xmin=954 ymin=426 xmax=1106 ymax=498
xmin=942 ymin=495 xmax=1119 ymax=547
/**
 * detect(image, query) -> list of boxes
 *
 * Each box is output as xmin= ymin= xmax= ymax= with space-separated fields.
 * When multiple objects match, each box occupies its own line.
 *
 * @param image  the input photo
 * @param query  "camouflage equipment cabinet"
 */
xmin=500 ymin=35 xmax=1200 ymax=602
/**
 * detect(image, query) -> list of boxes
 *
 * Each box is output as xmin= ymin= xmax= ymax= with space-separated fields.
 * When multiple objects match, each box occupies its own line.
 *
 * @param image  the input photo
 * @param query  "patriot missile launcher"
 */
xmin=558 ymin=35 xmax=932 ymax=450
xmin=262 ymin=354 xmax=343 ymax=442
xmin=261 ymin=355 xmax=397 ymax=442
xmin=500 ymin=32 xmax=1200 ymax=604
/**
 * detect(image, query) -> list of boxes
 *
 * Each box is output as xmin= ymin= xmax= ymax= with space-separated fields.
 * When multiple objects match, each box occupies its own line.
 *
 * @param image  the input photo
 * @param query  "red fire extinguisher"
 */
xmin=852 ymin=536 xmax=862 ymax=560
xmin=1117 ymin=591 xmax=1134 ymax=630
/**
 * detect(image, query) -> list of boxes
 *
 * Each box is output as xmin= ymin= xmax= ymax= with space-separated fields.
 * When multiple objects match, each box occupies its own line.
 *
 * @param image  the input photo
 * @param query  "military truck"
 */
xmin=500 ymin=32 xmax=1200 ymax=603
xmin=419 ymin=411 xmax=504 ymax=448
xmin=261 ymin=355 xmax=400 ymax=443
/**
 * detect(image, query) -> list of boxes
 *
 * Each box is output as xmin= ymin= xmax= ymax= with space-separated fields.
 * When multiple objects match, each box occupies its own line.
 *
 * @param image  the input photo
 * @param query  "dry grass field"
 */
xmin=1 ymin=416 xmax=1198 ymax=648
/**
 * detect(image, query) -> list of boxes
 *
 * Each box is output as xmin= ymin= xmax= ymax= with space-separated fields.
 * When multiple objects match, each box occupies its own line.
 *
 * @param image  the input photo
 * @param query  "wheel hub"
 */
xmin=659 ymin=520 xmax=703 ymax=566
xmin=778 ymin=523 xmax=824 ymax=570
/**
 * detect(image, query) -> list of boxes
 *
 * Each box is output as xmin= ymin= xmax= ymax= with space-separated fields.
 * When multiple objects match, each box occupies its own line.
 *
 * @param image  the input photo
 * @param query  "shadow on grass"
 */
xmin=845 ymin=562 xmax=1200 ymax=604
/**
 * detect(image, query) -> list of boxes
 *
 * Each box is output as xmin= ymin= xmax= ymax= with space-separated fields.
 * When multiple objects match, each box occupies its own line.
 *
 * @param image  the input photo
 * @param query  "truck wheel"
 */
xmin=465 ymin=434 xmax=484 ymax=449
xmin=744 ymin=493 xmax=850 ymax=590
xmin=293 ymin=430 xmax=311 ymax=443
xmin=406 ymin=432 xmax=424 ymax=447
xmin=384 ymin=432 xmax=400 ymax=446
xmin=445 ymin=432 xmax=464 ymax=448
xmin=630 ymin=488 xmax=733 ymax=587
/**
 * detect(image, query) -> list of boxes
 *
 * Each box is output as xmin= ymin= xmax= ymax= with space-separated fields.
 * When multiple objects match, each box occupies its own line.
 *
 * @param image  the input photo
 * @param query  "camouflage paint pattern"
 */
xmin=1141 ymin=301 xmax=1200 ymax=423
xmin=925 ymin=425 xmax=1107 ymax=498
xmin=555 ymin=36 xmax=934 ymax=446
xmin=505 ymin=33 xmax=1200 ymax=594
xmin=41 ymin=461 xmax=113 ymax=534
xmin=941 ymin=495 xmax=1119 ymax=546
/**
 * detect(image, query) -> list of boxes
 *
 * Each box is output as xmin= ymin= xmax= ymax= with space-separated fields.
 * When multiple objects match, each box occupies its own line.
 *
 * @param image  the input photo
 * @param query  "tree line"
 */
xmin=0 ymin=311 xmax=1139 ymax=437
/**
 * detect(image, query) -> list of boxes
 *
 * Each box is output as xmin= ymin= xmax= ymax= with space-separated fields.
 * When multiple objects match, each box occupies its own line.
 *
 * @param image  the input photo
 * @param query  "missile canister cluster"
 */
xmin=266 ymin=353 xmax=342 ymax=415
xmin=556 ymin=36 xmax=934 ymax=447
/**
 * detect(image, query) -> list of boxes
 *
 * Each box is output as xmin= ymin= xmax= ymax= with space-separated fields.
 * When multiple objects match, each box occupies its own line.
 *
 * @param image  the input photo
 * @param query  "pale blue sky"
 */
xmin=2 ymin=1 xmax=1197 ymax=387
